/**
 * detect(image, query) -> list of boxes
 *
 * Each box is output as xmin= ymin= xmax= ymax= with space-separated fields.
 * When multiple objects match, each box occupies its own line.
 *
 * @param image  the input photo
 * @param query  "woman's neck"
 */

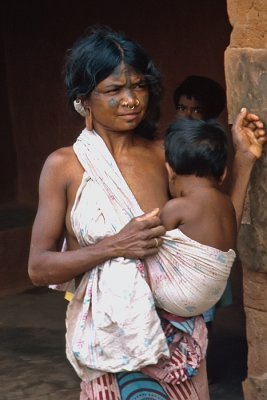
xmin=90 ymin=126 xmax=137 ymax=156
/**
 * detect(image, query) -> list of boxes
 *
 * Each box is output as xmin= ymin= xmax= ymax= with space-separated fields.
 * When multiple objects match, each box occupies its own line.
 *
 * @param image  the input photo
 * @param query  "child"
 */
xmin=145 ymin=118 xmax=237 ymax=317
xmin=173 ymin=74 xmax=226 ymax=121
xmin=172 ymin=77 xmax=232 ymax=382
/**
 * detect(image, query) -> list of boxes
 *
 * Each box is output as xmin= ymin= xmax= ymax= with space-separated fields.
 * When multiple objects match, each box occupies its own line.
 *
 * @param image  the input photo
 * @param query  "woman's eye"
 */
xmin=133 ymin=82 xmax=147 ymax=90
xmin=177 ymin=105 xmax=186 ymax=111
xmin=106 ymin=88 xmax=120 ymax=94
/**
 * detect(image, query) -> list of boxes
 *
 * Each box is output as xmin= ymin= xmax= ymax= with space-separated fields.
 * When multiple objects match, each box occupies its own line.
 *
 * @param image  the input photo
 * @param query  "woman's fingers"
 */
xmin=114 ymin=210 xmax=166 ymax=259
xmin=136 ymin=208 xmax=160 ymax=222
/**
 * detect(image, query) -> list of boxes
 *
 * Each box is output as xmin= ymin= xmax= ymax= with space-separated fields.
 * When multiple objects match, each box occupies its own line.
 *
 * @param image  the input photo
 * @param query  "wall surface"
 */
xmin=1 ymin=0 xmax=231 ymax=206
xmin=225 ymin=0 xmax=267 ymax=398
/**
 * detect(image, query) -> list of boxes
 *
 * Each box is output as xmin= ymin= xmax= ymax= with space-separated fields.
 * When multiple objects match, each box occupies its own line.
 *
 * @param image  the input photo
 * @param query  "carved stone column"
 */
xmin=225 ymin=1 xmax=267 ymax=398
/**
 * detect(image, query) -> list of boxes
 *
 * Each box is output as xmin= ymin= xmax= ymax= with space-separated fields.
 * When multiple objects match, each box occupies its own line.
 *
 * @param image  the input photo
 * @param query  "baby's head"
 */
xmin=164 ymin=118 xmax=228 ymax=182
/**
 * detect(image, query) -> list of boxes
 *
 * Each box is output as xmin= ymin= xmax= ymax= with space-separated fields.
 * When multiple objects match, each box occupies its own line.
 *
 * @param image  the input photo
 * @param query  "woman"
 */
xmin=28 ymin=26 xmax=266 ymax=399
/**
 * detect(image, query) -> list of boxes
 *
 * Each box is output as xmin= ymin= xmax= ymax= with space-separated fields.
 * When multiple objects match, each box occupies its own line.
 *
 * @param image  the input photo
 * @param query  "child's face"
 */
xmin=176 ymin=95 xmax=206 ymax=120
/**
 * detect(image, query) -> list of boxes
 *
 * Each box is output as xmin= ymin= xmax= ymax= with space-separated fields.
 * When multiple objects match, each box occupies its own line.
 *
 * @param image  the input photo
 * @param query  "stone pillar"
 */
xmin=225 ymin=1 xmax=267 ymax=399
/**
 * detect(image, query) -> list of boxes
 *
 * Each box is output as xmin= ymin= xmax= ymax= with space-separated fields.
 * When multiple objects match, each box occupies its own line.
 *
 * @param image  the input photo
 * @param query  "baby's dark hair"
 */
xmin=173 ymin=75 xmax=226 ymax=119
xmin=164 ymin=118 xmax=228 ymax=180
xmin=64 ymin=25 xmax=163 ymax=139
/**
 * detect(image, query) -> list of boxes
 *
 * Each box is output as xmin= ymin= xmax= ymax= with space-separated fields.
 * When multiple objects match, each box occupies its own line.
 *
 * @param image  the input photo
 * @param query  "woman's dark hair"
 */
xmin=164 ymin=118 xmax=228 ymax=180
xmin=173 ymin=75 xmax=226 ymax=119
xmin=64 ymin=25 xmax=163 ymax=139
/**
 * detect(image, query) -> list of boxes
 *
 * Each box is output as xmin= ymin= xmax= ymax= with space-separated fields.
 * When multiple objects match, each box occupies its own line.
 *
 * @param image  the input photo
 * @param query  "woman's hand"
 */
xmin=231 ymin=107 xmax=267 ymax=161
xmin=112 ymin=208 xmax=166 ymax=259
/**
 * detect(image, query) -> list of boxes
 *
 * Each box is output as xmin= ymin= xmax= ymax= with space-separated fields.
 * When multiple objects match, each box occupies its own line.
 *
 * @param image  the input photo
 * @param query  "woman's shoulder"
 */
xmin=41 ymin=145 xmax=82 ymax=183
xmin=43 ymin=146 xmax=78 ymax=170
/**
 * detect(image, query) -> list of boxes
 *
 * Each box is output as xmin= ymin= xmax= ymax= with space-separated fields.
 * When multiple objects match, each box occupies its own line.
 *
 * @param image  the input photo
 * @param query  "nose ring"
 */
xmin=121 ymin=99 xmax=140 ymax=109
xmin=134 ymin=99 xmax=140 ymax=107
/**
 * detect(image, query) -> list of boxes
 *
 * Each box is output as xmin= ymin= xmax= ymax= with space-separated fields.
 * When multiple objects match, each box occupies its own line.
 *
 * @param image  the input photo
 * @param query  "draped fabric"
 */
xmin=79 ymin=311 xmax=209 ymax=399
xmin=50 ymin=129 xmax=211 ymax=399
xmin=146 ymin=228 xmax=235 ymax=317
xmin=65 ymin=129 xmax=169 ymax=382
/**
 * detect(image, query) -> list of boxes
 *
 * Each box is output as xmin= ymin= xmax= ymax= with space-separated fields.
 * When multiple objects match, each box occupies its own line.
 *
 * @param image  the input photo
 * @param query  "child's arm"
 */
xmin=229 ymin=108 xmax=266 ymax=229
xmin=160 ymin=198 xmax=185 ymax=231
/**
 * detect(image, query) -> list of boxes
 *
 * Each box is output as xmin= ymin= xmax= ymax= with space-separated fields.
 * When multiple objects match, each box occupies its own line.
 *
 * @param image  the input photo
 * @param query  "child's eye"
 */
xmin=176 ymin=105 xmax=186 ymax=111
xmin=193 ymin=108 xmax=203 ymax=114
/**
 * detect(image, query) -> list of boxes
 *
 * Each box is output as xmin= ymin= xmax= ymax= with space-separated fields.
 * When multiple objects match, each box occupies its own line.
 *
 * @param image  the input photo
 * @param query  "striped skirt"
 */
xmin=80 ymin=314 xmax=209 ymax=400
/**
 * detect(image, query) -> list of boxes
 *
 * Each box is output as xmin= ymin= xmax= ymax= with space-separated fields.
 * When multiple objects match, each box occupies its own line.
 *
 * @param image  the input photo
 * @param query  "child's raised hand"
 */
xmin=231 ymin=107 xmax=266 ymax=160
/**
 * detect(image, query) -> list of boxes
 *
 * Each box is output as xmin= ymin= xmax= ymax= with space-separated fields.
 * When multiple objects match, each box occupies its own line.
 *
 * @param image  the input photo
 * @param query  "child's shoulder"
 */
xmin=202 ymin=188 xmax=236 ymax=218
xmin=188 ymin=187 xmax=234 ymax=214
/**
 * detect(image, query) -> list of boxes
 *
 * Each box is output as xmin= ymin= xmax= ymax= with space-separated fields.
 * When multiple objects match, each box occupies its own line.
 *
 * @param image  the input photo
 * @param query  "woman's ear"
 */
xmin=83 ymin=100 xmax=94 ymax=131
xmin=218 ymin=166 xmax=228 ymax=185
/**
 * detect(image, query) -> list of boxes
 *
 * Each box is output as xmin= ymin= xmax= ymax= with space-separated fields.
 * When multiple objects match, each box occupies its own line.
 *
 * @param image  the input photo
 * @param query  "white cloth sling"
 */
xmin=51 ymin=128 xmax=235 ymax=382
xmin=146 ymin=228 xmax=236 ymax=317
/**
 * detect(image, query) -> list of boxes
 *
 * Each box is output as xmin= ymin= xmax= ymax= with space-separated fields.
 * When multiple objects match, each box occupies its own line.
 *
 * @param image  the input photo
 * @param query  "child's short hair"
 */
xmin=164 ymin=118 xmax=228 ymax=180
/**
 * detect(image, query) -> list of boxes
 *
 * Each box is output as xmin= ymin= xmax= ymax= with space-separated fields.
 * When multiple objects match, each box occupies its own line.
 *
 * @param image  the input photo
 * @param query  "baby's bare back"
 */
xmin=181 ymin=189 xmax=237 ymax=251
xmin=161 ymin=187 xmax=237 ymax=252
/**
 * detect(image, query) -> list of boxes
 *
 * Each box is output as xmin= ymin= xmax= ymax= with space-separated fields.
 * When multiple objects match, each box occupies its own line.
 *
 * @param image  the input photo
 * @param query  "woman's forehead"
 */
xmin=104 ymin=63 xmax=142 ymax=83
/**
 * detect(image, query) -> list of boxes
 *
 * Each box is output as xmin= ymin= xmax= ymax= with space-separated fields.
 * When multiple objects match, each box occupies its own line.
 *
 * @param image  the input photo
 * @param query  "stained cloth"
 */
xmin=50 ymin=128 xmax=210 ymax=398
xmin=146 ymin=228 xmax=236 ymax=317
xmin=79 ymin=311 xmax=209 ymax=399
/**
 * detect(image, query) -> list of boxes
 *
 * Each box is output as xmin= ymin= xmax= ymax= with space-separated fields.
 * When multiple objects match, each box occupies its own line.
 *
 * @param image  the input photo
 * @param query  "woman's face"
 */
xmin=87 ymin=63 xmax=149 ymax=133
xmin=176 ymin=95 xmax=206 ymax=120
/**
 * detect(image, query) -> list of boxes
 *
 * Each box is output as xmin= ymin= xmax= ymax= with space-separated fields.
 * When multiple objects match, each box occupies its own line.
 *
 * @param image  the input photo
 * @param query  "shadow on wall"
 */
xmin=0 ymin=204 xmax=36 ymax=296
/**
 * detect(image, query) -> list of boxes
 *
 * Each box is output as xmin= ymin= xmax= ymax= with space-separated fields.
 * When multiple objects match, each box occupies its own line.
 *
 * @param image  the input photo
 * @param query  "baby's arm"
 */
xmin=160 ymin=198 xmax=185 ymax=231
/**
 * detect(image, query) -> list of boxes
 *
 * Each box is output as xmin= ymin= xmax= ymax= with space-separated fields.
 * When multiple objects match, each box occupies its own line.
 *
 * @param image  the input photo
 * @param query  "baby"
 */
xmin=146 ymin=118 xmax=237 ymax=317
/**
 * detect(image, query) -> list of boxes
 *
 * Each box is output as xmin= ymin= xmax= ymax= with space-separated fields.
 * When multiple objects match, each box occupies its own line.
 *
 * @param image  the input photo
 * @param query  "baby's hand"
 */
xmin=232 ymin=108 xmax=266 ymax=160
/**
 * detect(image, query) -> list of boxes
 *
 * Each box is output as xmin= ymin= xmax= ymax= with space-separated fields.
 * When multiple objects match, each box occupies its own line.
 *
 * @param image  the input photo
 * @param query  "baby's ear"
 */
xmin=218 ymin=166 xmax=228 ymax=185
xmin=165 ymin=162 xmax=176 ymax=181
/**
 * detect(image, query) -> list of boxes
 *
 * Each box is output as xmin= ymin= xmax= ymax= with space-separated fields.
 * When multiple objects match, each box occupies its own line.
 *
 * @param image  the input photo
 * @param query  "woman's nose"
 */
xmin=122 ymin=90 xmax=139 ymax=109
xmin=123 ymin=90 xmax=135 ymax=102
